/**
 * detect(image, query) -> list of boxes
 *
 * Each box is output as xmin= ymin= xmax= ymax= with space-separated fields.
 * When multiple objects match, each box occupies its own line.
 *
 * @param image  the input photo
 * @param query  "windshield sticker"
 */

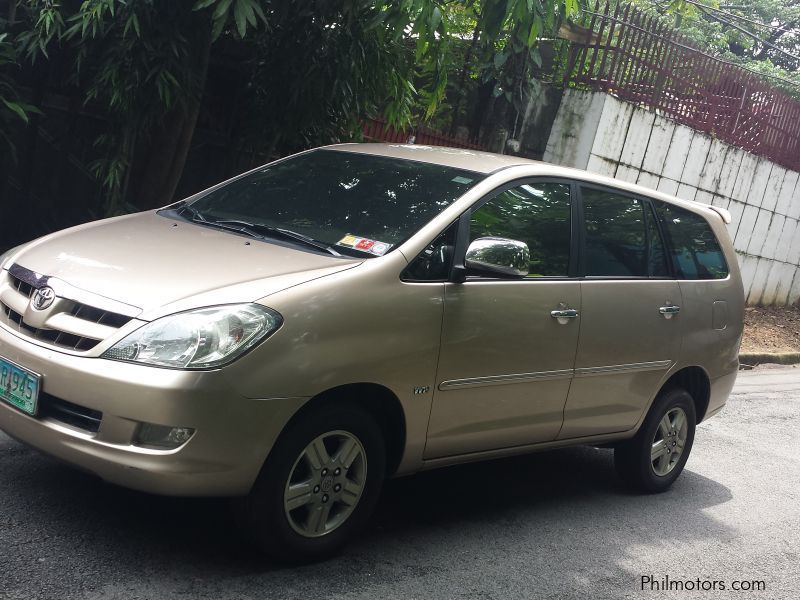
xmin=336 ymin=235 xmax=392 ymax=256
xmin=337 ymin=234 xmax=359 ymax=247
xmin=451 ymin=176 xmax=474 ymax=184
xmin=369 ymin=242 xmax=390 ymax=256
xmin=355 ymin=239 xmax=375 ymax=251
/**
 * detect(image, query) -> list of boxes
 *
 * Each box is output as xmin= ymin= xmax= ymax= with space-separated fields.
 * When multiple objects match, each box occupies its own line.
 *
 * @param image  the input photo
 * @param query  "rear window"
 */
xmin=654 ymin=202 xmax=729 ymax=279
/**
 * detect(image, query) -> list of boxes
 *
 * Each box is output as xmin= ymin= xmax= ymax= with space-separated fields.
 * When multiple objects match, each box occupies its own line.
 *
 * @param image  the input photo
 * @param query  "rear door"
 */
xmin=559 ymin=185 xmax=682 ymax=439
xmin=425 ymin=180 xmax=581 ymax=458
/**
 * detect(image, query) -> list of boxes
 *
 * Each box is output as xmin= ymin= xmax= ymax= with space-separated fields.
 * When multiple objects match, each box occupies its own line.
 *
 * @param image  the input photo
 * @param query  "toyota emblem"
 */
xmin=31 ymin=286 xmax=56 ymax=311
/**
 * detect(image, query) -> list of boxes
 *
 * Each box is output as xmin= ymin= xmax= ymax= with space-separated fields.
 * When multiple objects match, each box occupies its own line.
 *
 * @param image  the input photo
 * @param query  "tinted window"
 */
xmin=469 ymin=182 xmax=571 ymax=277
xmin=582 ymin=188 xmax=648 ymax=276
xmin=403 ymin=223 xmax=457 ymax=281
xmin=182 ymin=150 xmax=484 ymax=257
xmin=655 ymin=202 xmax=729 ymax=279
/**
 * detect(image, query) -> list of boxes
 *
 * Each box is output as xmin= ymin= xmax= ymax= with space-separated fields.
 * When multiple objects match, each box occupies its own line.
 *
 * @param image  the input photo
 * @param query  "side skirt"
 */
xmin=415 ymin=429 xmax=638 ymax=473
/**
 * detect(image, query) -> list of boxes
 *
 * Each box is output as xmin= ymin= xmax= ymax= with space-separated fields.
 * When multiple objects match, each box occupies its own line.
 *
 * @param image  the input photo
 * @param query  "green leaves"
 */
xmin=193 ymin=0 xmax=267 ymax=40
xmin=63 ymin=0 xmax=121 ymax=40
xmin=0 ymin=33 xmax=41 ymax=160
xmin=564 ymin=0 xmax=579 ymax=18
xmin=123 ymin=13 xmax=141 ymax=38
xmin=8 ymin=1 xmax=214 ymax=206
xmin=15 ymin=2 xmax=66 ymax=61
xmin=1 ymin=97 xmax=34 ymax=124
xmin=3 ymin=0 xmax=586 ymax=215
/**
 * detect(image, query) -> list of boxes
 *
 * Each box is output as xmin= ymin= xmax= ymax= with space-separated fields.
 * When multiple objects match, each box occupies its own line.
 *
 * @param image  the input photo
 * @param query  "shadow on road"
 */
xmin=0 ymin=440 xmax=733 ymax=598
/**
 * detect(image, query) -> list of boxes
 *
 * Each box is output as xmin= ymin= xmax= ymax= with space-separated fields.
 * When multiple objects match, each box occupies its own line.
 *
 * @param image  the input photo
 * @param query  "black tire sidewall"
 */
xmin=240 ymin=405 xmax=386 ymax=562
xmin=617 ymin=388 xmax=697 ymax=493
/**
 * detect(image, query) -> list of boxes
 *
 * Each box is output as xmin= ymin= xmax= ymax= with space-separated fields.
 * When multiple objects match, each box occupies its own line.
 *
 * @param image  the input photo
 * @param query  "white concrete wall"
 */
xmin=543 ymin=89 xmax=800 ymax=305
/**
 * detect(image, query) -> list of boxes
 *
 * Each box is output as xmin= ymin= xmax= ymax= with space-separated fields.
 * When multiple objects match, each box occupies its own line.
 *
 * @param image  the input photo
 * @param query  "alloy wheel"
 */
xmin=283 ymin=430 xmax=367 ymax=538
xmin=650 ymin=407 xmax=688 ymax=476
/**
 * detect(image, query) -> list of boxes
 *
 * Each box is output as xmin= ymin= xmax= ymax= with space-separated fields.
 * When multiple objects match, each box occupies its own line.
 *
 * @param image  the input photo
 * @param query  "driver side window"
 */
xmin=469 ymin=182 xmax=572 ymax=277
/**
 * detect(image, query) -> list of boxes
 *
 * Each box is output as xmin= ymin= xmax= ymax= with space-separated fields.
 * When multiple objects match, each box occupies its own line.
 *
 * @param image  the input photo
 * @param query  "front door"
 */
xmin=425 ymin=180 xmax=580 ymax=458
xmin=559 ymin=186 xmax=682 ymax=439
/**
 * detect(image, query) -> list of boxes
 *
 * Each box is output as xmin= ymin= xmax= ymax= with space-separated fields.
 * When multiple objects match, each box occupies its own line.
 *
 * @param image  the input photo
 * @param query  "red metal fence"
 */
xmin=362 ymin=118 xmax=488 ymax=151
xmin=565 ymin=1 xmax=800 ymax=172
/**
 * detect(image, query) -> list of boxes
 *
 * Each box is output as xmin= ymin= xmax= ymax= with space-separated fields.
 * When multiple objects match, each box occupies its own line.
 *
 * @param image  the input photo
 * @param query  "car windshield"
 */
xmin=175 ymin=149 xmax=484 ymax=257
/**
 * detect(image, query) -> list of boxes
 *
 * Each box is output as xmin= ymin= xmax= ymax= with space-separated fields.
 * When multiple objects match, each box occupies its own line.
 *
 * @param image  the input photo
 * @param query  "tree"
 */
xmin=635 ymin=0 xmax=800 ymax=91
xmin=15 ymin=1 xmax=214 ymax=213
xmin=696 ymin=0 xmax=800 ymax=68
xmin=6 ymin=0 xmax=578 ymax=217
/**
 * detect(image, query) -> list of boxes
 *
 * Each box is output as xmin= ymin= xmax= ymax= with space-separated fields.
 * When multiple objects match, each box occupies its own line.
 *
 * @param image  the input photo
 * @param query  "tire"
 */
xmin=614 ymin=387 xmax=696 ymax=493
xmin=236 ymin=404 xmax=386 ymax=562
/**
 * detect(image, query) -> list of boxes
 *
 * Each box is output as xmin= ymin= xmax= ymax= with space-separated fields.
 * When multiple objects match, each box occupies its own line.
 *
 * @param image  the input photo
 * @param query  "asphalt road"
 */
xmin=1 ymin=366 xmax=799 ymax=600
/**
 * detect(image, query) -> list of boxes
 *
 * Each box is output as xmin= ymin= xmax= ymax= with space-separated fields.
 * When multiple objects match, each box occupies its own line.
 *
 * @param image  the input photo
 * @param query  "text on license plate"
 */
xmin=0 ymin=356 xmax=41 ymax=416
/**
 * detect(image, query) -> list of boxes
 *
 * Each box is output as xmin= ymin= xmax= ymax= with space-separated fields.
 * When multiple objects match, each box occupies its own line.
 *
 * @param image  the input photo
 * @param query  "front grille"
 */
xmin=0 ymin=266 xmax=135 ymax=352
xmin=2 ymin=304 xmax=100 ymax=351
xmin=10 ymin=274 xmax=34 ymax=298
xmin=39 ymin=393 xmax=102 ymax=433
xmin=68 ymin=303 xmax=131 ymax=329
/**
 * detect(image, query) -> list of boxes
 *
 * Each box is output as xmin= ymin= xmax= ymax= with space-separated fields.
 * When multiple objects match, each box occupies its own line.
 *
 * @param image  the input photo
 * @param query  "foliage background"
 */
xmin=0 ymin=0 xmax=580 ymax=248
xmin=0 ymin=0 xmax=797 ymax=251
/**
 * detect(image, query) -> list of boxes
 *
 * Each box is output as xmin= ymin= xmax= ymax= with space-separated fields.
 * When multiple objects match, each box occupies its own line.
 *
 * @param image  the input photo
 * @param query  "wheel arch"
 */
xmin=659 ymin=366 xmax=711 ymax=422
xmin=275 ymin=382 xmax=407 ymax=477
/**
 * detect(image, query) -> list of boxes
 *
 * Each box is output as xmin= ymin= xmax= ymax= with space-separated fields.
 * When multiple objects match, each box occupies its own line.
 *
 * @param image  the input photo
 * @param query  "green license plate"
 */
xmin=0 ymin=356 xmax=40 ymax=416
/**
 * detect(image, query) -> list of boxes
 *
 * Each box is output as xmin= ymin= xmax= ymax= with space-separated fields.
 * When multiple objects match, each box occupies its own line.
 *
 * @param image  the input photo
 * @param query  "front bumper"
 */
xmin=0 ymin=326 xmax=305 ymax=496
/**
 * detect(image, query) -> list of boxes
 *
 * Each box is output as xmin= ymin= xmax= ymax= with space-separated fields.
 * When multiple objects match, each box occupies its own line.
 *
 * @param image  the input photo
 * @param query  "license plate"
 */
xmin=0 ymin=356 xmax=40 ymax=416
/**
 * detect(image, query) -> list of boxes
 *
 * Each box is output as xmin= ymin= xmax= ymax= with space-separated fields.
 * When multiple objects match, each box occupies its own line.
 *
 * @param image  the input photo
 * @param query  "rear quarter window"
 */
xmin=654 ymin=202 xmax=729 ymax=280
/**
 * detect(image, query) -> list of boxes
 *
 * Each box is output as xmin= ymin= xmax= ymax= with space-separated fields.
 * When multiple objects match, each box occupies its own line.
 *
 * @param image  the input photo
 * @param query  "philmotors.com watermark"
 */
xmin=641 ymin=575 xmax=767 ymax=592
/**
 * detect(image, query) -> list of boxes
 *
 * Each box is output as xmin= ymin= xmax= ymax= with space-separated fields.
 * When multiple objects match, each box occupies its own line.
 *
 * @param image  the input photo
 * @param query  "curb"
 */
xmin=738 ymin=352 xmax=800 ymax=366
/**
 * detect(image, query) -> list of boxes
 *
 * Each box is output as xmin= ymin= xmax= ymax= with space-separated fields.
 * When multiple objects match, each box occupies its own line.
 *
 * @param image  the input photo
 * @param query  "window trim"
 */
xmin=449 ymin=177 xmax=579 ymax=283
xmin=644 ymin=197 xmax=677 ymax=279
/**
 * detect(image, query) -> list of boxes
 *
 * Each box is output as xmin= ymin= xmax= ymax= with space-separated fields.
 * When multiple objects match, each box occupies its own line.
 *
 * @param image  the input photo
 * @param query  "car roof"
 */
xmin=327 ymin=142 xmax=536 ymax=173
xmin=326 ymin=143 xmax=731 ymax=224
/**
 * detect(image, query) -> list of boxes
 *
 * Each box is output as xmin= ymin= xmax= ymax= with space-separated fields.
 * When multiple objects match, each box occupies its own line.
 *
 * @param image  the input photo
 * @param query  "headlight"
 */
xmin=101 ymin=304 xmax=282 ymax=369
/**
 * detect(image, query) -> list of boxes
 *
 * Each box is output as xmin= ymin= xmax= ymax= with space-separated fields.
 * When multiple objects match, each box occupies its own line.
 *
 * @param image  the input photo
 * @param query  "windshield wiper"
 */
xmin=176 ymin=202 xmax=208 ymax=223
xmin=174 ymin=204 xmax=341 ymax=256
xmin=177 ymin=205 xmax=264 ymax=239
xmin=211 ymin=219 xmax=341 ymax=257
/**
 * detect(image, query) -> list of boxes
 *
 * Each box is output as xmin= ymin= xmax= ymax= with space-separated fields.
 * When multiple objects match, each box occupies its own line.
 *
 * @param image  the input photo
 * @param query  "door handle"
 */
xmin=659 ymin=305 xmax=681 ymax=318
xmin=550 ymin=309 xmax=579 ymax=319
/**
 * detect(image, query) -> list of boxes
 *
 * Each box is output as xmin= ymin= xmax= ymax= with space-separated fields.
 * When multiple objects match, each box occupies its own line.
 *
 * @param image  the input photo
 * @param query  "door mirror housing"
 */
xmin=464 ymin=237 xmax=530 ymax=278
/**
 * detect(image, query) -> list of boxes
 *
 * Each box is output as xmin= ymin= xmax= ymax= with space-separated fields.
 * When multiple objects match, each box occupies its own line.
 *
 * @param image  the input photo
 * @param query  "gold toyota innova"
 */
xmin=0 ymin=144 xmax=743 ymax=561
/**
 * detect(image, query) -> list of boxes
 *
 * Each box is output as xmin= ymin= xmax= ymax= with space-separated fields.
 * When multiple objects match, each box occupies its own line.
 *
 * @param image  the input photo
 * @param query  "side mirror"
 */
xmin=464 ymin=236 xmax=530 ymax=278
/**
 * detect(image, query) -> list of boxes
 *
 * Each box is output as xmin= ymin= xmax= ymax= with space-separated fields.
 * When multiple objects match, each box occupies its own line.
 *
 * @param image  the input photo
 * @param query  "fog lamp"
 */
xmin=135 ymin=423 xmax=195 ymax=449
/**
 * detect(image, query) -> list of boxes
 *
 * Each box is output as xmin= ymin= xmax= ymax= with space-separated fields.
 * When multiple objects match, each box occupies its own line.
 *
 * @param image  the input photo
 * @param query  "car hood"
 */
xmin=11 ymin=211 xmax=361 ymax=319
